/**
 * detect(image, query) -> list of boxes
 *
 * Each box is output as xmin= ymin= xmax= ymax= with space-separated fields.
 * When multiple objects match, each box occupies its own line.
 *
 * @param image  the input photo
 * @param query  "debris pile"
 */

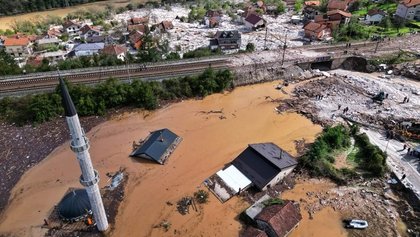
xmin=176 ymin=196 xmax=197 ymax=215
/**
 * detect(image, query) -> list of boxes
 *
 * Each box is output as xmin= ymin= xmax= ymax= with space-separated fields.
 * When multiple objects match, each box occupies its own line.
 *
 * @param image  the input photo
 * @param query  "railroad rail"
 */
xmin=0 ymin=58 xmax=229 ymax=97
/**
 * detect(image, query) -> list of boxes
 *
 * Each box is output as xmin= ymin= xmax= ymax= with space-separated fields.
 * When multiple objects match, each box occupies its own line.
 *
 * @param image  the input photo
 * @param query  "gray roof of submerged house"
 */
xmin=232 ymin=143 xmax=297 ymax=190
xmin=130 ymin=128 xmax=180 ymax=164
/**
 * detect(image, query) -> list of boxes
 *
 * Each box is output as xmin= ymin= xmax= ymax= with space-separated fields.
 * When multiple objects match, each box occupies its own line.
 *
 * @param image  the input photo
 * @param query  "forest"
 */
xmin=0 ymin=0 xmax=102 ymax=16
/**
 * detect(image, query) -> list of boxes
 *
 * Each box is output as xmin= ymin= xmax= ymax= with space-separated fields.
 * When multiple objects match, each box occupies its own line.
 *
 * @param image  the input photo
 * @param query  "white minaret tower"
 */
xmin=59 ymin=78 xmax=109 ymax=231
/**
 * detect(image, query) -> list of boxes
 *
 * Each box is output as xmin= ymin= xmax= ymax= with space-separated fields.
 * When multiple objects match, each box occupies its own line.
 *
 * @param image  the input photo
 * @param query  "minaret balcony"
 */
xmin=80 ymin=169 xmax=100 ymax=187
xmin=70 ymin=137 xmax=90 ymax=152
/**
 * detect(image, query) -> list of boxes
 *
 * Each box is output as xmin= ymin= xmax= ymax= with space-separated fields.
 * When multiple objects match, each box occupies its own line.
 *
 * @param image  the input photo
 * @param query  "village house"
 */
xmin=208 ymin=17 xmax=219 ymax=28
xmin=209 ymin=30 xmax=241 ymax=50
xmin=244 ymin=13 xmax=265 ymax=30
xmin=128 ymin=30 xmax=144 ymax=50
xmin=35 ymin=38 xmax=61 ymax=50
xmin=70 ymin=43 xmax=104 ymax=57
xmin=242 ymin=227 xmax=268 ymax=237
xmin=100 ymin=44 xmax=128 ymax=61
xmin=41 ymin=28 xmax=62 ymax=39
xmin=326 ymin=9 xmax=352 ymax=24
xmin=254 ymin=201 xmax=302 ymax=237
xmin=127 ymin=17 xmax=149 ymax=25
xmin=231 ymin=143 xmax=298 ymax=191
xmin=205 ymin=10 xmax=222 ymax=19
xmin=79 ymin=25 xmax=101 ymax=40
xmin=303 ymin=22 xmax=331 ymax=40
xmin=327 ymin=0 xmax=350 ymax=11
xmin=395 ymin=0 xmax=420 ymax=21
xmin=303 ymin=1 xmax=321 ymax=22
xmin=365 ymin=9 xmax=386 ymax=24
xmin=157 ymin=21 xmax=174 ymax=33
xmin=130 ymin=128 xmax=182 ymax=165
xmin=3 ymin=36 xmax=32 ymax=58
xmin=40 ymin=50 xmax=67 ymax=64
xmin=86 ymin=35 xmax=106 ymax=43
xmin=128 ymin=24 xmax=149 ymax=34
xmin=62 ymin=20 xmax=81 ymax=35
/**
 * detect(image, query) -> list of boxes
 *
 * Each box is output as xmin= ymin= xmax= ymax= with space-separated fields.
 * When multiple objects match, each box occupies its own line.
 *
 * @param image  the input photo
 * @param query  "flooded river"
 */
xmin=0 ymin=0 xmax=144 ymax=30
xmin=0 ymin=81 xmax=342 ymax=236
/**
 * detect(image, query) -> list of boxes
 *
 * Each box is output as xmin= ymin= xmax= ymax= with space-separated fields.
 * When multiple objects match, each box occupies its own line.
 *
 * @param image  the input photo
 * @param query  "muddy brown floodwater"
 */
xmin=0 ymin=81 xmax=332 ymax=237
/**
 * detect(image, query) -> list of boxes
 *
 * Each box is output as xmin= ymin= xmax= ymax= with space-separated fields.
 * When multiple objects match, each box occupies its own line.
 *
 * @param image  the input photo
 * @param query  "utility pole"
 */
xmin=264 ymin=27 xmax=268 ymax=50
xmin=281 ymin=31 xmax=288 ymax=66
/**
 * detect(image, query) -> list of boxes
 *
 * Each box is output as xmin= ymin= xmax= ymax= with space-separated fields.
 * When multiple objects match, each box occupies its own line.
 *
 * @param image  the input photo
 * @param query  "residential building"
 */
xmin=36 ymin=38 xmax=61 ymax=50
xmin=130 ymin=128 xmax=182 ymax=165
xmin=3 ymin=36 xmax=32 ymax=58
xmin=327 ymin=0 xmax=349 ymax=11
xmin=40 ymin=50 xmax=67 ymax=64
xmin=395 ymin=0 xmax=420 ymax=21
xmin=244 ymin=13 xmax=265 ymax=30
xmin=128 ymin=24 xmax=149 ymax=33
xmin=86 ymin=35 xmax=106 ymax=43
xmin=206 ymin=10 xmax=222 ymax=19
xmin=231 ymin=143 xmax=298 ymax=191
xmin=303 ymin=22 xmax=331 ymax=40
xmin=365 ymin=9 xmax=386 ymax=24
xmin=303 ymin=1 xmax=321 ymax=22
xmin=70 ymin=43 xmax=104 ymax=57
xmin=207 ymin=17 xmax=220 ymax=28
xmin=79 ymin=25 xmax=101 ymax=39
xmin=255 ymin=201 xmax=302 ymax=237
xmin=209 ymin=30 xmax=241 ymax=50
xmin=127 ymin=17 xmax=149 ymax=25
xmin=128 ymin=30 xmax=144 ymax=50
xmin=100 ymin=44 xmax=128 ymax=61
xmin=241 ymin=227 xmax=269 ymax=237
xmin=63 ymin=20 xmax=81 ymax=35
xmin=327 ymin=9 xmax=352 ymax=24
xmin=158 ymin=21 xmax=174 ymax=33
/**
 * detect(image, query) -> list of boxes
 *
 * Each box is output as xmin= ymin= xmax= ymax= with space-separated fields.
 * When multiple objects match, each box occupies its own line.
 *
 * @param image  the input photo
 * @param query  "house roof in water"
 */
xmin=241 ymin=227 xmax=268 ymax=237
xmin=255 ymin=201 xmax=302 ymax=237
xmin=232 ymin=143 xmax=297 ymax=190
xmin=58 ymin=189 xmax=92 ymax=222
xmin=304 ymin=22 xmax=327 ymax=33
xmin=130 ymin=128 xmax=180 ymax=164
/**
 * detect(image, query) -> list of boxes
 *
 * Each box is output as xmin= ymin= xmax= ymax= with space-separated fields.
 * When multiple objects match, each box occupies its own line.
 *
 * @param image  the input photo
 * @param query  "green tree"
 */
xmin=246 ymin=42 xmax=255 ymax=52
xmin=294 ymin=0 xmax=303 ymax=12
xmin=0 ymin=50 xmax=21 ymax=76
xmin=276 ymin=1 xmax=286 ymax=14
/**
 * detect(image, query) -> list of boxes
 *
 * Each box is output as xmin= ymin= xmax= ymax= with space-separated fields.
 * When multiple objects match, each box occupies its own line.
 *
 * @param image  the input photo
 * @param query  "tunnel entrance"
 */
xmin=310 ymin=60 xmax=333 ymax=71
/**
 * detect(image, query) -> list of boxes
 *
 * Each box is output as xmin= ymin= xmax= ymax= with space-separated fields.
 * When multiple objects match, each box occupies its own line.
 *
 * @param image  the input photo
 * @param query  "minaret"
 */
xmin=59 ymin=78 xmax=109 ymax=231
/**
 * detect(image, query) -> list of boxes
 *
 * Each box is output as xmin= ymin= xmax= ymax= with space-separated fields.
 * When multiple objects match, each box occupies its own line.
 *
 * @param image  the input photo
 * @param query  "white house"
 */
xmin=71 ymin=43 xmax=104 ymax=57
xmin=395 ymin=0 xmax=420 ymax=21
xmin=100 ymin=44 xmax=128 ymax=61
xmin=79 ymin=25 xmax=101 ymax=40
xmin=244 ymin=13 xmax=265 ymax=30
xmin=40 ymin=50 xmax=67 ymax=64
xmin=365 ymin=9 xmax=386 ymax=24
xmin=62 ymin=20 xmax=81 ymax=35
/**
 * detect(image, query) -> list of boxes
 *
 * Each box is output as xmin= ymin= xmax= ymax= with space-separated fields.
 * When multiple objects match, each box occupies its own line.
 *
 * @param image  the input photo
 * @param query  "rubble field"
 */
xmin=277 ymin=69 xmax=420 ymax=127
xmin=113 ymin=6 xmax=305 ymax=54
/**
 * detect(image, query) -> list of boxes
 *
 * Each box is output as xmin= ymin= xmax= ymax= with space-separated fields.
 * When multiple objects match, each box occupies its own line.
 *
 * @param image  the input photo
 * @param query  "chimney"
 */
xmin=159 ymin=131 xmax=164 ymax=142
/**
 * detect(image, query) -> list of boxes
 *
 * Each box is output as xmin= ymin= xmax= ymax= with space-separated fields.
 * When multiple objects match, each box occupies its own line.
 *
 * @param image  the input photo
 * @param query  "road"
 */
xmin=363 ymin=128 xmax=420 ymax=200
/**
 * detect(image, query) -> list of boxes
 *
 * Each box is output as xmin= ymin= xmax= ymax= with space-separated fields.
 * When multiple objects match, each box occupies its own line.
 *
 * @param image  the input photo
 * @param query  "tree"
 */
xmin=380 ymin=16 xmax=392 ymax=30
xmin=294 ymin=0 xmax=303 ymax=12
xmin=276 ymin=1 xmax=286 ymax=14
xmin=246 ymin=42 xmax=255 ymax=52
xmin=0 ymin=50 xmax=21 ymax=76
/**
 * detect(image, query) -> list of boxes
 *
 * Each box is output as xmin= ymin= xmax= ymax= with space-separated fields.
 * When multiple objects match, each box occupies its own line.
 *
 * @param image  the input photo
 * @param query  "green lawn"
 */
xmin=367 ymin=25 xmax=415 ymax=36
xmin=352 ymin=2 xmax=397 ymax=17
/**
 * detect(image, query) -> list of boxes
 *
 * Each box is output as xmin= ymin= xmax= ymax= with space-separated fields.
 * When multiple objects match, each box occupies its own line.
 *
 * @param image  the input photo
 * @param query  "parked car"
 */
xmin=343 ymin=219 xmax=368 ymax=229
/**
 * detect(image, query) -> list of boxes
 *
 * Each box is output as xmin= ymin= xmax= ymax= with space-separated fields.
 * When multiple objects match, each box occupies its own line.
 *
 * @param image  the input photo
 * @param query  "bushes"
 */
xmin=0 ymin=68 xmax=234 ymax=124
xmin=194 ymin=190 xmax=209 ymax=204
xmin=183 ymin=47 xmax=221 ymax=59
xmin=354 ymin=133 xmax=387 ymax=176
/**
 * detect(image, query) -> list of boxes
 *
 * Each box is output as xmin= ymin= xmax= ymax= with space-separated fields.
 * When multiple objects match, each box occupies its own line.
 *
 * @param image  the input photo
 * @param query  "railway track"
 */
xmin=0 ymin=58 xmax=229 ymax=97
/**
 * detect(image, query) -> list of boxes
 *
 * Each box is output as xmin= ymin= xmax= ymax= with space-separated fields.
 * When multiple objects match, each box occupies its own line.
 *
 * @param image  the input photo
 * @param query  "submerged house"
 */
xmin=232 ymin=143 xmax=298 ymax=191
xmin=130 ymin=128 xmax=182 ymax=164
xmin=205 ymin=143 xmax=298 ymax=202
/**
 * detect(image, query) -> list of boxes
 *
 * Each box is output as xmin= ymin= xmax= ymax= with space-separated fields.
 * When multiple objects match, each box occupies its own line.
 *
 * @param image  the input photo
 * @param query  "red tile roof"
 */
xmin=367 ymin=9 xmax=386 ymax=16
xmin=304 ymin=1 xmax=321 ymax=6
xmin=327 ymin=9 xmax=352 ymax=17
xmin=161 ymin=21 xmax=174 ymax=31
xmin=304 ymin=21 xmax=327 ymax=32
xmin=401 ymin=0 xmax=420 ymax=7
xmin=245 ymin=13 xmax=264 ymax=25
xmin=101 ymin=44 xmax=127 ymax=56
xmin=241 ymin=227 xmax=268 ymax=237
xmin=327 ymin=0 xmax=348 ymax=10
xmin=63 ymin=20 xmax=80 ymax=29
xmin=256 ymin=201 xmax=302 ymax=237
xmin=3 ymin=37 xmax=30 ymax=46
xmin=128 ymin=24 xmax=148 ymax=33
xmin=79 ymin=25 xmax=100 ymax=35
xmin=128 ymin=17 xmax=149 ymax=25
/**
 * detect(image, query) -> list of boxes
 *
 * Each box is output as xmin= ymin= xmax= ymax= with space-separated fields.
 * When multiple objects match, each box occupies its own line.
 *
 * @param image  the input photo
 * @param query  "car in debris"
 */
xmin=343 ymin=219 xmax=368 ymax=229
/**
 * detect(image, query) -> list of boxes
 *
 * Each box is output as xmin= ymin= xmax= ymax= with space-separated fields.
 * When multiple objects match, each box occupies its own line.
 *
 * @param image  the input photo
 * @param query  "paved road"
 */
xmin=363 ymin=128 xmax=420 ymax=200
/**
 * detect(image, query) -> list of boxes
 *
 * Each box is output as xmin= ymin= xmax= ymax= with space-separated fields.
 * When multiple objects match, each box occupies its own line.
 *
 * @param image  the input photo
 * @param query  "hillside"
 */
xmin=0 ymin=0 xmax=104 ymax=16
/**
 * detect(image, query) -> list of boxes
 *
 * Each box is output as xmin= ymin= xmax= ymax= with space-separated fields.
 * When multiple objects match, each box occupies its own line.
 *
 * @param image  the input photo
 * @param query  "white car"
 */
xmin=344 ymin=219 xmax=368 ymax=229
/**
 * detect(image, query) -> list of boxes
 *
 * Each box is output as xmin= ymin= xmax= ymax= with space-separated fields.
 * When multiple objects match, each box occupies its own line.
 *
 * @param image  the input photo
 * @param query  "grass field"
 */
xmin=0 ymin=0 xmax=149 ymax=30
xmin=352 ymin=2 xmax=397 ymax=16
